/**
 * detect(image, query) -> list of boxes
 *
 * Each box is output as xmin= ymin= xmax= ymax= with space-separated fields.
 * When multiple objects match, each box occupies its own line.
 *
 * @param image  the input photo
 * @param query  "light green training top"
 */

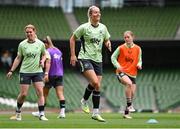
xmin=73 ymin=22 xmax=110 ymax=62
xmin=18 ymin=38 xmax=46 ymax=73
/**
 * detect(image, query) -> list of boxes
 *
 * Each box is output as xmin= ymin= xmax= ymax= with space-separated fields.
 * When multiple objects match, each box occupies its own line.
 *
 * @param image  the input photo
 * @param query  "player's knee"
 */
xmin=126 ymin=82 xmax=133 ymax=87
xmin=20 ymin=93 xmax=27 ymax=99
xmin=91 ymin=80 xmax=99 ymax=88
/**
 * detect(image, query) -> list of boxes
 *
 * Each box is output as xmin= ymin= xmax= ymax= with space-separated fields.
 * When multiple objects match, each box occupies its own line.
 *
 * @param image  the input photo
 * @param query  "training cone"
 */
xmin=146 ymin=119 xmax=158 ymax=124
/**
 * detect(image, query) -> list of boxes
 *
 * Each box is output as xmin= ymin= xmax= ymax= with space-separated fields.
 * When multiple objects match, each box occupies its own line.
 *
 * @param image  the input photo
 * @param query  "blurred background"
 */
xmin=0 ymin=0 xmax=179 ymax=113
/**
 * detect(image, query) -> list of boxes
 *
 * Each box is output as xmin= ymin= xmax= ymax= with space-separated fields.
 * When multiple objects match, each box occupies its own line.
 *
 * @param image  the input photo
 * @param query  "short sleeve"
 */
xmin=73 ymin=24 xmax=85 ymax=39
xmin=41 ymin=43 xmax=46 ymax=54
xmin=17 ymin=44 xmax=22 ymax=57
xmin=46 ymin=50 xmax=51 ymax=60
xmin=104 ymin=25 xmax=110 ymax=41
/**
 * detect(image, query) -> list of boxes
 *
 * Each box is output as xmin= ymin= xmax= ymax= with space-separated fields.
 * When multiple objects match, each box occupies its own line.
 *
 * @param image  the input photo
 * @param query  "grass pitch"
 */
xmin=0 ymin=112 xmax=179 ymax=128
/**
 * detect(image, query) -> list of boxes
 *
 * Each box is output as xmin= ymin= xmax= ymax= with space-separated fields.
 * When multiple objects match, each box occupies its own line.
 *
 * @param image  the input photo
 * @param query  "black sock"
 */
xmin=16 ymin=102 xmax=23 ymax=113
xmin=92 ymin=91 xmax=100 ymax=109
xmin=38 ymin=105 xmax=45 ymax=112
xmin=60 ymin=100 xmax=65 ymax=109
xmin=127 ymin=98 xmax=132 ymax=107
xmin=125 ymin=106 xmax=129 ymax=115
xmin=83 ymin=84 xmax=94 ymax=100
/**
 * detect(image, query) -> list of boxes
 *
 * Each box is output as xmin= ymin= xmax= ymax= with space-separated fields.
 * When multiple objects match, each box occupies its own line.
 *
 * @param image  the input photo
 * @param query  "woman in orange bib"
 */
xmin=111 ymin=31 xmax=142 ymax=119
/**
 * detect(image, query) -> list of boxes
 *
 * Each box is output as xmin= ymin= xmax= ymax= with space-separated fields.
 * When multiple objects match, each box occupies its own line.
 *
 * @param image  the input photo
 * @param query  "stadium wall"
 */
xmin=0 ymin=39 xmax=180 ymax=69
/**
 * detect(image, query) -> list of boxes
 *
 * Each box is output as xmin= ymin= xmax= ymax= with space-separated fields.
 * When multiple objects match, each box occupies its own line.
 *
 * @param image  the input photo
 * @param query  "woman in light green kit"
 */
xmin=7 ymin=24 xmax=48 ymax=121
xmin=70 ymin=5 xmax=111 ymax=122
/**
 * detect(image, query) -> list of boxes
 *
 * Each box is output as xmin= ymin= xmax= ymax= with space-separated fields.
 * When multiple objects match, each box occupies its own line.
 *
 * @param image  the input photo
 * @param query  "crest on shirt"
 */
xmin=99 ymin=30 xmax=103 ymax=34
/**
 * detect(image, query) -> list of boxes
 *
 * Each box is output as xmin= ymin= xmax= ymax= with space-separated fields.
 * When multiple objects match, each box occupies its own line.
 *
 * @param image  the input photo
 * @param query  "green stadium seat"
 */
xmin=74 ymin=7 xmax=180 ymax=40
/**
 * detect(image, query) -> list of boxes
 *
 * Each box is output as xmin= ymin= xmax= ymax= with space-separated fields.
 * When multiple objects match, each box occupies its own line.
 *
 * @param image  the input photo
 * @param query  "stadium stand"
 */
xmin=102 ymin=69 xmax=156 ymax=111
xmin=0 ymin=5 xmax=180 ymax=112
xmin=155 ymin=81 xmax=180 ymax=111
xmin=0 ymin=69 xmax=85 ymax=111
xmin=74 ymin=6 xmax=180 ymax=40
xmin=0 ymin=6 xmax=180 ymax=40
xmin=102 ymin=68 xmax=180 ymax=112
xmin=0 ymin=103 xmax=13 ymax=110
xmin=0 ymin=5 xmax=71 ymax=40
xmin=0 ymin=6 xmax=179 ymax=40
xmin=0 ymin=68 xmax=180 ymax=112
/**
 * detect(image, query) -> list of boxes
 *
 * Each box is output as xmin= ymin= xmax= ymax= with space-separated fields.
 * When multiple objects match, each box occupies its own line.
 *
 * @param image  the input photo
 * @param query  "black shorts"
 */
xmin=116 ymin=72 xmax=136 ymax=84
xmin=45 ymin=75 xmax=63 ymax=89
xmin=19 ymin=72 xmax=44 ymax=84
xmin=78 ymin=59 xmax=102 ymax=76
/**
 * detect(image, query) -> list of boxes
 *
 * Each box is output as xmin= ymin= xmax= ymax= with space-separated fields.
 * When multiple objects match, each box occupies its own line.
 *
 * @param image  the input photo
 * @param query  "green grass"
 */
xmin=0 ymin=112 xmax=179 ymax=128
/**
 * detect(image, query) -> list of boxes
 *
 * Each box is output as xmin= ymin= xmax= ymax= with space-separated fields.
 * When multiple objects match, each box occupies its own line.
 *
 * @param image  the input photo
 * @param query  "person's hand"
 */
xmin=116 ymin=67 xmax=123 ymax=74
xmin=7 ymin=71 xmax=13 ymax=79
xmin=40 ymin=60 xmax=45 ymax=68
xmin=70 ymin=55 xmax=77 ymax=66
xmin=106 ymin=41 xmax=111 ymax=52
xmin=137 ymin=65 xmax=142 ymax=70
xmin=44 ymin=74 xmax=49 ymax=82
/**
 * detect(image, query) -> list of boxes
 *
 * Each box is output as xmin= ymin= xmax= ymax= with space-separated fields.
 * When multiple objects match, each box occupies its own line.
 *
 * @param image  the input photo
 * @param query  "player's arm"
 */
xmin=111 ymin=46 xmax=123 ymax=74
xmin=70 ymin=34 xmax=77 ymax=66
xmin=40 ymin=44 xmax=46 ymax=68
xmin=70 ymin=24 xmax=84 ymax=66
xmin=44 ymin=51 xmax=51 ymax=82
xmin=45 ymin=59 xmax=51 ymax=74
xmin=104 ymin=39 xmax=111 ymax=52
xmin=104 ymin=25 xmax=111 ymax=52
xmin=7 ymin=54 xmax=22 ymax=78
xmin=44 ymin=51 xmax=51 ymax=74
xmin=137 ymin=47 xmax=142 ymax=70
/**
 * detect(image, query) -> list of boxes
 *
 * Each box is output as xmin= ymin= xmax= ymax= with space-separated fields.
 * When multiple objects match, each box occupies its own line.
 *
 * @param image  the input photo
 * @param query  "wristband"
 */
xmin=45 ymin=72 xmax=48 ymax=75
xmin=9 ymin=70 xmax=13 ymax=73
